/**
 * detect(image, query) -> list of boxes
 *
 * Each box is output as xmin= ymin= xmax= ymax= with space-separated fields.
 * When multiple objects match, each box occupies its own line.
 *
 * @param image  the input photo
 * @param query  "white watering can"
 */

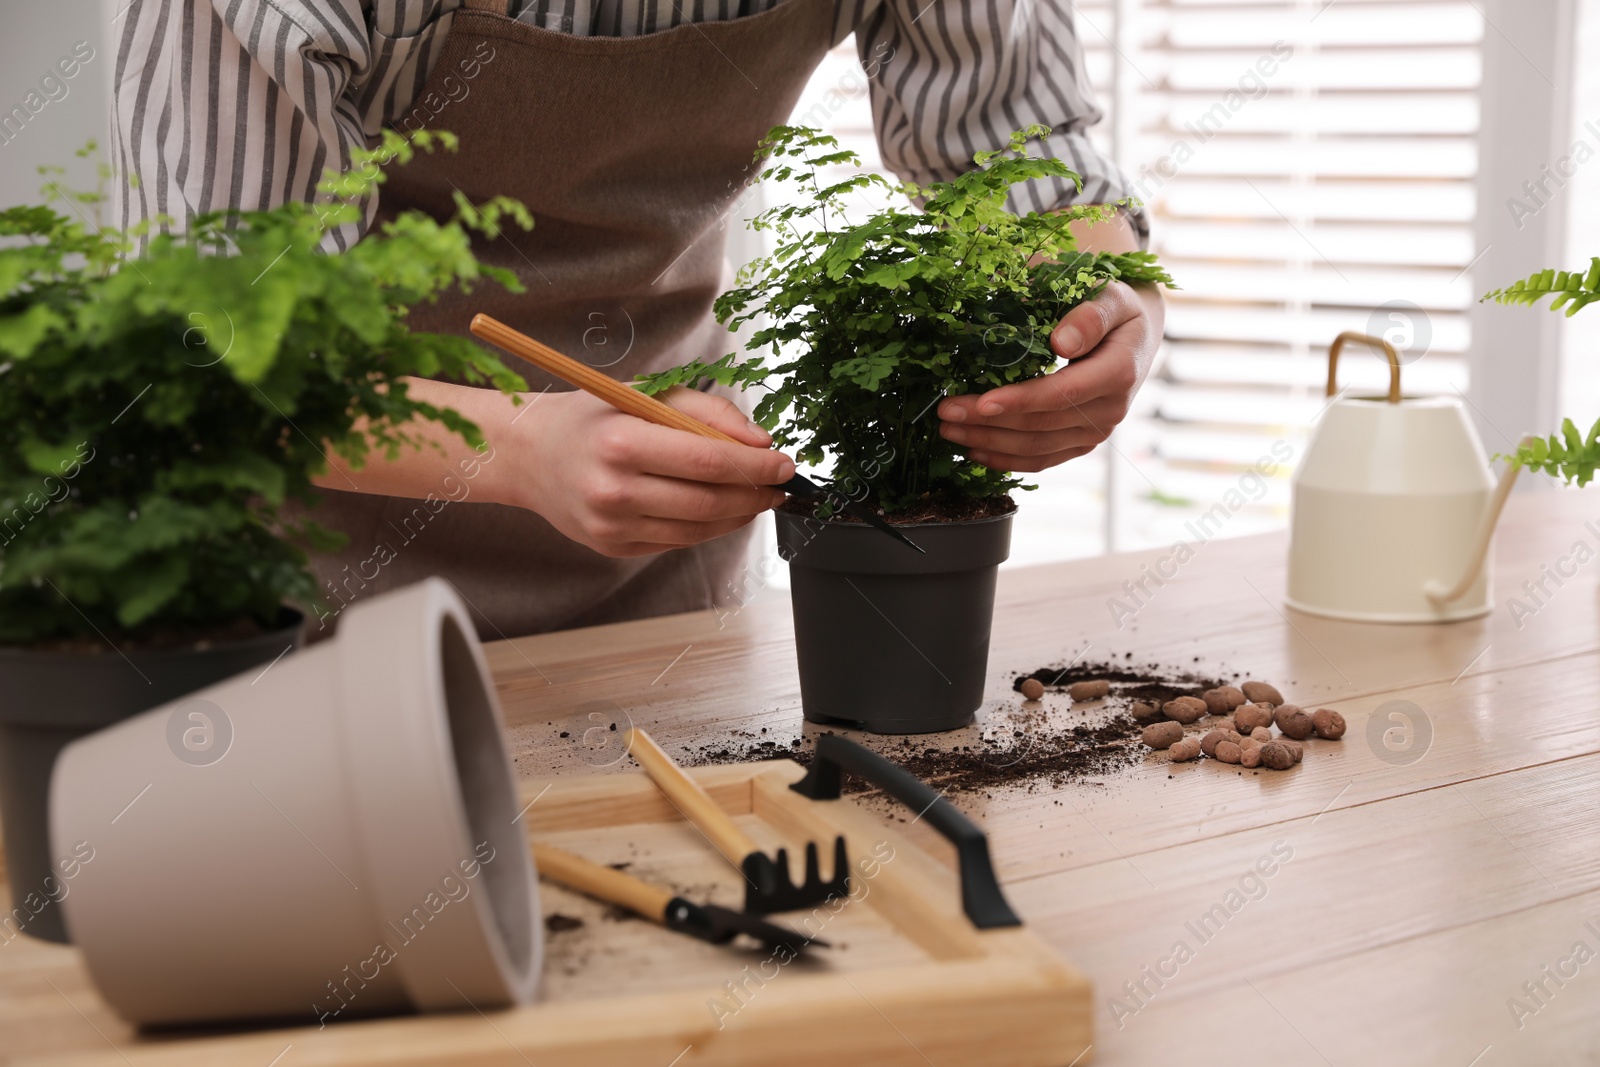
xmin=1287 ymin=332 xmax=1527 ymax=623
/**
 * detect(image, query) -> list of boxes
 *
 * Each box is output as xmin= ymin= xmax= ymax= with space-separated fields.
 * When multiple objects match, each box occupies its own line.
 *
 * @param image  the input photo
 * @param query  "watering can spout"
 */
xmin=1423 ymin=436 xmax=1535 ymax=606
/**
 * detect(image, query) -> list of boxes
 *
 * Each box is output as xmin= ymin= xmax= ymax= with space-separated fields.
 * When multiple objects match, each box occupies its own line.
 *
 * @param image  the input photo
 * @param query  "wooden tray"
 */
xmin=4 ymin=759 xmax=1091 ymax=1066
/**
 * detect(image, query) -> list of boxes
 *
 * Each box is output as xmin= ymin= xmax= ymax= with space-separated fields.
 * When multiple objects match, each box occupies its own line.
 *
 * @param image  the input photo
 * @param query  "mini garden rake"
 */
xmin=624 ymin=728 xmax=850 ymax=915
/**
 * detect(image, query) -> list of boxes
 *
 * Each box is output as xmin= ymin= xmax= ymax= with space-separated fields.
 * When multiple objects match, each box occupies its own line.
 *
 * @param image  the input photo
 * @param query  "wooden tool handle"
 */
xmin=624 ymin=728 xmax=757 ymax=866
xmin=532 ymin=843 xmax=674 ymax=923
xmin=469 ymin=313 xmax=744 ymax=445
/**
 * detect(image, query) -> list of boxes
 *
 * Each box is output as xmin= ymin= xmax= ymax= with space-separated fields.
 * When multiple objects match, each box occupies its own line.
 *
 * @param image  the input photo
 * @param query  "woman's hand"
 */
xmin=936 ymin=279 xmax=1163 ymax=472
xmin=510 ymin=387 xmax=793 ymax=557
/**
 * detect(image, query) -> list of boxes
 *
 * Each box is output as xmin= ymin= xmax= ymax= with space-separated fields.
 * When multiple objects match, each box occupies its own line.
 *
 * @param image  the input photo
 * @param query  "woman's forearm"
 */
xmin=313 ymin=377 xmax=530 ymax=508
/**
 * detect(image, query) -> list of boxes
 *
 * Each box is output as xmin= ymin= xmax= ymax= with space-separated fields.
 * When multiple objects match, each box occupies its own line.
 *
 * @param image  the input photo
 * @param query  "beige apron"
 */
xmin=307 ymin=0 xmax=834 ymax=639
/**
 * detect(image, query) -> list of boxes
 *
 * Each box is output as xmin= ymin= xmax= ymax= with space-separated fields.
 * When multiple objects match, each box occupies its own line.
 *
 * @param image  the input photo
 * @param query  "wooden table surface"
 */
xmin=6 ymin=488 xmax=1600 ymax=1066
xmin=481 ymin=486 xmax=1600 ymax=1067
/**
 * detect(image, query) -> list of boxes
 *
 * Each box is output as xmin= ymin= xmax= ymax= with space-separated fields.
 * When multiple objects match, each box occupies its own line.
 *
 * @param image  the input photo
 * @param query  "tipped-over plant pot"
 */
xmin=49 ymin=578 xmax=540 ymax=1027
xmin=0 ymin=610 xmax=303 ymax=944
xmin=777 ymin=508 xmax=1013 ymax=734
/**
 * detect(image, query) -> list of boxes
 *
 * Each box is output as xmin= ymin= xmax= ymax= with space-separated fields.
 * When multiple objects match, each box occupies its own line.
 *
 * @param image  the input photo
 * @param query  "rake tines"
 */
xmin=740 ymin=835 xmax=850 ymax=915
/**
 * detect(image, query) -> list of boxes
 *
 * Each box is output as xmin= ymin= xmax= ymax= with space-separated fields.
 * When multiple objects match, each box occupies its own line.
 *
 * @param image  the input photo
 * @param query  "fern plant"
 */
xmin=1481 ymin=258 xmax=1600 ymax=485
xmin=1482 ymin=259 xmax=1600 ymax=317
xmin=636 ymin=124 xmax=1173 ymax=513
xmin=0 ymin=130 xmax=528 ymax=645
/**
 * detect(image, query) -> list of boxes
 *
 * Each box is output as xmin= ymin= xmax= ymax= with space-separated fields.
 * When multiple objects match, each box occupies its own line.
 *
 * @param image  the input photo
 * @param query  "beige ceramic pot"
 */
xmin=49 ymin=578 xmax=540 ymax=1026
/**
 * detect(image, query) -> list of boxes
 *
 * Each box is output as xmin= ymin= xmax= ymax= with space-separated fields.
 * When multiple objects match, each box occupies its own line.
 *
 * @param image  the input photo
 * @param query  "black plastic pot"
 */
xmin=0 ymin=609 xmax=303 ymax=943
xmin=776 ymin=507 xmax=1012 ymax=734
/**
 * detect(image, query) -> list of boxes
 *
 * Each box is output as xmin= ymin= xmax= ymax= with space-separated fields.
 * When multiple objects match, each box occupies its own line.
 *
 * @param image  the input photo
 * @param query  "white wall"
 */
xmin=0 ymin=1 xmax=120 ymax=213
xmin=1560 ymin=0 xmax=1600 ymax=430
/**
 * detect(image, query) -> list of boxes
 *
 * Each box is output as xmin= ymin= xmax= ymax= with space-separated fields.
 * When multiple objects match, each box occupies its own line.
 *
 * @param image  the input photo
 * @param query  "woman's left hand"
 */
xmin=936 ymin=280 xmax=1163 ymax=473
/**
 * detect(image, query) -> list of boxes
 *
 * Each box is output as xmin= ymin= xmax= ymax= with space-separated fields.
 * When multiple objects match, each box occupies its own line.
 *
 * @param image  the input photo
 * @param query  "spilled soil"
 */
xmin=679 ymin=657 xmax=1228 ymax=798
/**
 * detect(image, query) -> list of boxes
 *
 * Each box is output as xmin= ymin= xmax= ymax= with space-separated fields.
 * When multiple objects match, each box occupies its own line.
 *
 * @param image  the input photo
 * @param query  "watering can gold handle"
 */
xmin=1327 ymin=332 xmax=1402 ymax=403
xmin=1424 ymin=436 xmax=1538 ymax=606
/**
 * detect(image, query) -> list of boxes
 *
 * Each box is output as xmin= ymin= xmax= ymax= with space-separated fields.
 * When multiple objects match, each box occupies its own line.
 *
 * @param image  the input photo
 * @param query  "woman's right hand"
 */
xmin=508 ymin=386 xmax=794 ymax=558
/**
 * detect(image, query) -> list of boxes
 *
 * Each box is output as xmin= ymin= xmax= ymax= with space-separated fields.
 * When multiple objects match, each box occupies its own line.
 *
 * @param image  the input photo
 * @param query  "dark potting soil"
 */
xmin=677 ymin=659 xmax=1228 ymax=798
xmin=14 ymin=615 xmax=269 ymax=655
xmin=544 ymin=913 xmax=585 ymax=934
xmin=1013 ymin=659 xmax=1226 ymax=708
xmin=777 ymin=492 xmax=1016 ymax=525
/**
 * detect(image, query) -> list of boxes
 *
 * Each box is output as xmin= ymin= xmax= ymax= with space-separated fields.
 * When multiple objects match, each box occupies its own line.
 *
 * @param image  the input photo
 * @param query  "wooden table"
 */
xmin=8 ymin=488 xmax=1600 ymax=1065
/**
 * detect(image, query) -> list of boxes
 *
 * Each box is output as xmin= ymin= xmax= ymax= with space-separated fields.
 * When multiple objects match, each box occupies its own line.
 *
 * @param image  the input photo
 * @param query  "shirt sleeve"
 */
xmin=110 ymin=0 xmax=436 ymax=253
xmin=852 ymin=0 xmax=1149 ymax=248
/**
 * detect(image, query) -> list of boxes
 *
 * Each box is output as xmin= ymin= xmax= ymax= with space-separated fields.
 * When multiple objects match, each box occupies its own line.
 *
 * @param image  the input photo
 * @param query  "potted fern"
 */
xmin=0 ymin=132 xmax=525 ymax=941
xmin=639 ymin=126 xmax=1171 ymax=733
xmin=1483 ymin=258 xmax=1600 ymax=481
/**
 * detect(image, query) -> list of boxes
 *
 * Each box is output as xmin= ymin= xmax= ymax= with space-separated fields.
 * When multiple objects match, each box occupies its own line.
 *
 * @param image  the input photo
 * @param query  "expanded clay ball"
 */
xmin=1200 ymin=728 xmax=1241 ymax=758
xmin=1274 ymin=704 xmax=1315 ymax=741
xmin=1242 ymin=680 xmax=1284 ymax=705
xmin=1233 ymin=704 xmax=1274 ymax=732
xmin=1259 ymin=742 xmax=1296 ymax=771
xmin=1312 ymin=708 xmax=1347 ymax=739
xmin=1168 ymin=737 xmax=1202 ymax=762
xmin=1280 ymin=739 xmax=1305 ymax=764
xmin=1203 ymin=686 xmax=1246 ymax=714
xmin=1215 ymin=740 xmax=1243 ymax=765
xmin=1240 ymin=744 xmax=1262 ymax=768
xmin=1142 ymin=721 xmax=1185 ymax=750
xmin=1020 ymin=677 xmax=1046 ymax=701
xmin=1069 ymin=679 xmax=1111 ymax=701
xmin=1165 ymin=696 xmax=1208 ymax=724
xmin=1131 ymin=701 xmax=1163 ymax=723
xmin=1250 ymin=727 xmax=1273 ymax=744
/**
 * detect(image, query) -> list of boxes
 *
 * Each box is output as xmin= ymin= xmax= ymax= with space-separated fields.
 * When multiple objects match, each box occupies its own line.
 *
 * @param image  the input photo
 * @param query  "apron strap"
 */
xmin=462 ymin=0 xmax=513 ymax=14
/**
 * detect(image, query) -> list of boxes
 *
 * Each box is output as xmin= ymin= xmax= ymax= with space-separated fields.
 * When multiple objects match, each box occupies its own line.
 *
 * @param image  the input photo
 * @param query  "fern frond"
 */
xmin=1503 ymin=416 xmax=1600 ymax=486
xmin=1482 ymin=258 xmax=1600 ymax=317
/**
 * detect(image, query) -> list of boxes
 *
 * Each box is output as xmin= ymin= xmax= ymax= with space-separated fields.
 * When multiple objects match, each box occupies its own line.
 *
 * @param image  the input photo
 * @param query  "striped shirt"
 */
xmin=111 ymin=0 xmax=1146 ymax=253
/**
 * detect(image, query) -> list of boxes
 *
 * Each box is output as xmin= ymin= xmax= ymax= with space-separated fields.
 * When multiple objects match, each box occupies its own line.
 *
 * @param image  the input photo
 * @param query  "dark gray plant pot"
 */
xmin=0 ymin=610 xmax=303 ymax=943
xmin=776 ymin=508 xmax=1012 ymax=735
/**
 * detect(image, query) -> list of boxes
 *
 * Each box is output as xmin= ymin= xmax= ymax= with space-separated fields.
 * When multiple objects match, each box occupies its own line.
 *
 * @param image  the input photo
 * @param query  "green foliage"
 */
xmin=0 ymin=130 xmax=527 ymax=644
xmin=1481 ymin=259 xmax=1600 ymax=317
xmin=1505 ymin=418 xmax=1600 ymax=488
xmin=636 ymin=125 xmax=1172 ymax=513
xmin=1483 ymin=259 xmax=1600 ymax=486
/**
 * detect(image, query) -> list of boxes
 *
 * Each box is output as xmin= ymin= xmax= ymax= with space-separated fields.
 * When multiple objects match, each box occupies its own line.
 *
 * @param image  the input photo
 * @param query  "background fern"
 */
xmin=1482 ymin=258 xmax=1600 ymax=316
xmin=1482 ymin=258 xmax=1600 ymax=485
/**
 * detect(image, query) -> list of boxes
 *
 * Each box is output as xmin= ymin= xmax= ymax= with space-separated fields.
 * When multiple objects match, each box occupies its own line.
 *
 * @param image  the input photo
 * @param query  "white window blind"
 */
xmin=1109 ymin=0 xmax=1483 ymax=551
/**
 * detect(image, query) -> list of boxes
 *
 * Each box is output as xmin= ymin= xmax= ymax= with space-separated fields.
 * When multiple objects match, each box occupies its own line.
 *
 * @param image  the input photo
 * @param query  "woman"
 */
xmin=112 ymin=0 xmax=1162 ymax=638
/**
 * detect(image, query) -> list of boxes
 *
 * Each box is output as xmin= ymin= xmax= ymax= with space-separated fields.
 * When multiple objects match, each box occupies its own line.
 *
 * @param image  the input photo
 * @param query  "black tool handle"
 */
xmin=790 ymin=735 xmax=1021 ymax=929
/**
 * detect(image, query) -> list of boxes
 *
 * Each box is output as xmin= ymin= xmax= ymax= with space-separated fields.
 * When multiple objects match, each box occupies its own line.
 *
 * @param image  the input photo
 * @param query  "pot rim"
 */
xmin=775 ymin=503 xmax=1017 ymax=532
xmin=0 ymin=606 xmax=304 ymax=663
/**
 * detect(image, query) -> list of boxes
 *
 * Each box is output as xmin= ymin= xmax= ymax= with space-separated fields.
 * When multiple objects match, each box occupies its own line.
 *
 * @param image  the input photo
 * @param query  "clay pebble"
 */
xmin=1164 ymin=697 xmax=1207 ymax=725
xmin=1200 ymin=728 xmax=1241 ymax=758
xmin=1241 ymin=680 xmax=1284 ymax=705
xmin=1020 ymin=678 xmax=1045 ymax=701
xmin=1141 ymin=721 xmax=1185 ymax=750
xmin=1233 ymin=704 xmax=1274 ymax=732
xmin=1259 ymin=742 xmax=1296 ymax=770
xmin=1203 ymin=686 xmax=1246 ymax=714
xmin=1069 ymin=679 xmax=1111 ymax=701
xmin=1250 ymin=726 xmax=1272 ymax=743
xmin=1240 ymin=744 xmax=1262 ymax=768
xmin=1130 ymin=701 xmax=1163 ymax=723
xmin=1274 ymin=704 xmax=1315 ymax=741
xmin=1215 ymin=740 xmax=1243 ymax=765
xmin=1312 ymin=708 xmax=1346 ymax=740
xmin=1280 ymin=739 xmax=1305 ymax=764
xmin=1168 ymin=737 xmax=1202 ymax=762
